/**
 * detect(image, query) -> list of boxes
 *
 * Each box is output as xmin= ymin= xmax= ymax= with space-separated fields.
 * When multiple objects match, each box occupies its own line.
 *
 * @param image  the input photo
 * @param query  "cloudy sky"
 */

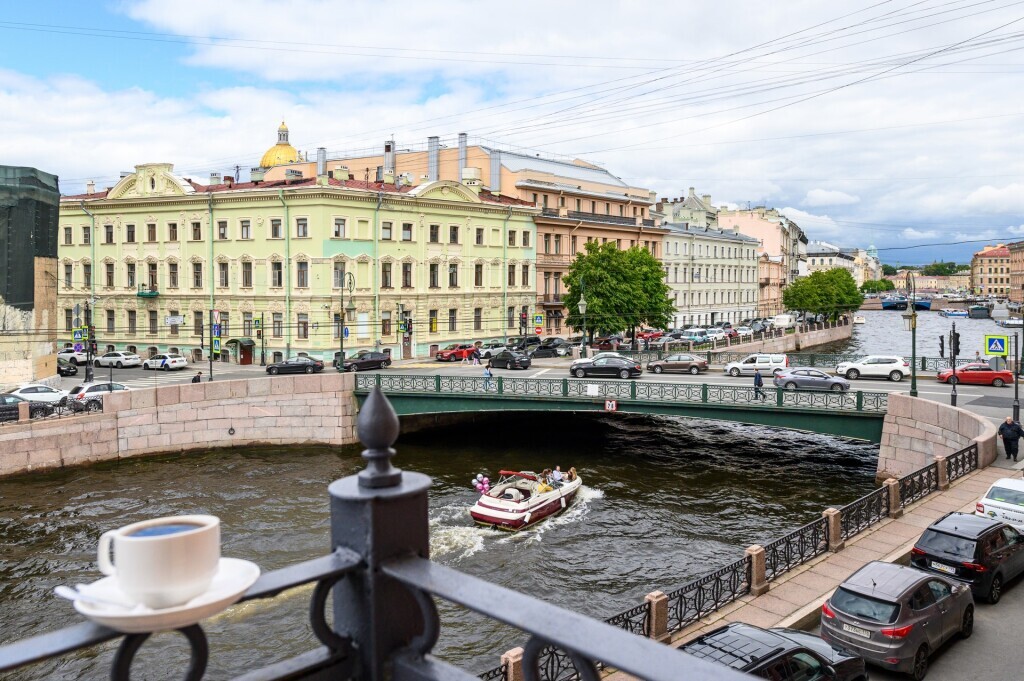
xmin=3 ymin=0 xmax=1024 ymax=264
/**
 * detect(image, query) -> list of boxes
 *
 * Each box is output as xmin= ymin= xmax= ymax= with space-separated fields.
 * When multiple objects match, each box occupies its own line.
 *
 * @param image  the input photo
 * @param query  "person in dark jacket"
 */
xmin=999 ymin=416 xmax=1024 ymax=461
xmin=753 ymin=368 xmax=767 ymax=402
xmin=192 ymin=371 xmax=202 ymax=384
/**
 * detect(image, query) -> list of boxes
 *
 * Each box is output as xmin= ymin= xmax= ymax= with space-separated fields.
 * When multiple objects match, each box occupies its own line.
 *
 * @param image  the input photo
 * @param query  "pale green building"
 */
xmin=58 ymin=163 xmax=539 ymax=363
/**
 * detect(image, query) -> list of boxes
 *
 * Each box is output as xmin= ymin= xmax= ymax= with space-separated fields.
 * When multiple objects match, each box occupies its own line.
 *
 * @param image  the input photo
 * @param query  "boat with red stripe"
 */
xmin=469 ymin=470 xmax=582 ymax=531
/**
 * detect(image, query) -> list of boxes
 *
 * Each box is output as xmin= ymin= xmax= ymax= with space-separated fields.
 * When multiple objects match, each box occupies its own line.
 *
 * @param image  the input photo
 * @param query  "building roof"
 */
xmin=975 ymin=246 xmax=1010 ymax=258
xmin=484 ymin=146 xmax=630 ymax=189
xmin=661 ymin=222 xmax=759 ymax=244
xmin=515 ymin=178 xmax=653 ymax=204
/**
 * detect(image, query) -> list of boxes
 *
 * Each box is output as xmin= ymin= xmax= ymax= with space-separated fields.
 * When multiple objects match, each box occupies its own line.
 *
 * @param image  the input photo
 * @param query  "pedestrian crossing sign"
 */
xmin=985 ymin=335 xmax=1009 ymax=356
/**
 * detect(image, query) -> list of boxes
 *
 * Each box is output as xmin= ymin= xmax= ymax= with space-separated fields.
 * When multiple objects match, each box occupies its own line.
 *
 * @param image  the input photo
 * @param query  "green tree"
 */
xmin=882 ymin=264 xmax=898 ymax=276
xmin=624 ymin=246 xmax=675 ymax=332
xmin=861 ymin=279 xmax=895 ymax=293
xmin=921 ymin=261 xmax=960 ymax=276
xmin=783 ymin=269 xmax=863 ymax=320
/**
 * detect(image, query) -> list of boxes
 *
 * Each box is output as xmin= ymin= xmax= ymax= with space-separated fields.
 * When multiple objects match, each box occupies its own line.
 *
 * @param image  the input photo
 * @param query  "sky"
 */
xmin=3 ymin=0 xmax=1024 ymax=264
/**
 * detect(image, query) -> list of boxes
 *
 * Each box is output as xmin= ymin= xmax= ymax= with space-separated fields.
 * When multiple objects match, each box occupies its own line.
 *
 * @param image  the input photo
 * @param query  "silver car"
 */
xmin=773 ymin=368 xmax=851 ymax=392
xmin=820 ymin=561 xmax=973 ymax=680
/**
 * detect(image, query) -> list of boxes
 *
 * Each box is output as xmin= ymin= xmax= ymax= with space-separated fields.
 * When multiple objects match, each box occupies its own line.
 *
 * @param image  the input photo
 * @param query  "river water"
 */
xmin=0 ymin=412 xmax=878 ymax=679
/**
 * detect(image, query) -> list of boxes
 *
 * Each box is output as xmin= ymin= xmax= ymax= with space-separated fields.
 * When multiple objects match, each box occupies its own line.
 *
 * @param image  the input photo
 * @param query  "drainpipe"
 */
xmin=78 ymin=201 xmax=96 ymax=304
xmin=278 ymin=190 xmax=291 ymax=358
xmin=503 ymin=205 xmax=512 ymax=344
xmin=373 ymin=191 xmax=383 ymax=350
xmin=207 ymin=193 xmax=214 ymax=311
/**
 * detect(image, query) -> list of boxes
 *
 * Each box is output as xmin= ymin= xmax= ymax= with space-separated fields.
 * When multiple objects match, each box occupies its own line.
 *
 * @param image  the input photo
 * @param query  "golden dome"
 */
xmin=259 ymin=121 xmax=299 ymax=168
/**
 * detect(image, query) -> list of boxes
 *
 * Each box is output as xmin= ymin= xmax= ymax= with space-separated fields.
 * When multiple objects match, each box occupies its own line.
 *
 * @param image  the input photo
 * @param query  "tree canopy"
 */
xmin=881 ymin=264 xmax=898 ymax=276
xmin=861 ymin=279 xmax=895 ymax=293
xmin=783 ymin=269 xmax=863 ymax=319
xmin=562 ymin=242 xmax=674 ymax=337
xmin=920 ymin=261 xmax=968 ymax=276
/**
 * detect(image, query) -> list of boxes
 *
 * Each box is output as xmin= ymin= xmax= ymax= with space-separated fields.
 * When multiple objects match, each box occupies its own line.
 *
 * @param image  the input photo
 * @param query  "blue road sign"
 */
xmin=73 ymin=343 xmax=83 ymax=352
xmin=73 ymin=329 xmax=83 ymax=342
xmin=343 ymin=327 xmax=350 ymax=339
xmin=212 ymin=323 xmax=221 ymax=337
xmin=212 ymin=338 xmax=221 ymax=353
xmin=985 ymin=335 xmax=1009 ymax=356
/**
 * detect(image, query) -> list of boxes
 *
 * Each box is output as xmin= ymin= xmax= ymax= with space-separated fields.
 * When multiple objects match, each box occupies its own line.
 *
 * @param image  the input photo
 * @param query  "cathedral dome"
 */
xmin=259 ymin=121 xmax=299 ymax=168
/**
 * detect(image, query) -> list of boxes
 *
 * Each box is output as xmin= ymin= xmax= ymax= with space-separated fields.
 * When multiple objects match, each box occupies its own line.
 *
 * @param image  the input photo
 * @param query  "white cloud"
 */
xmin=802 ymin=189 xmax=860 ymax=207
xmin=963 ymin=184 xmax=1024 ymax=213
xmin=902 ymin=228 xmax=939 ymax=240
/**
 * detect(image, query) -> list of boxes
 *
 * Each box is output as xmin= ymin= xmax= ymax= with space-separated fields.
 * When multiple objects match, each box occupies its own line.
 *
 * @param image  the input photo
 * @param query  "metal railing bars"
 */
xmin=664 ymin=557 xmax=751 ymax=634
xmin=899 ymin=462 xmax=939 ymax=507
xmin=947 ymin=443 xmax=979 ymax=482
xmin=763 ymin=517 xmax=829 ymax=582
xmin=838 ymin=487 xmax=890 ymax=540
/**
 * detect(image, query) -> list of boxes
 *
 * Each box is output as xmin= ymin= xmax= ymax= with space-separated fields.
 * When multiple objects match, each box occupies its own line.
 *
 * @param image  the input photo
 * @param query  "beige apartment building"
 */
xmin=1008 ymin=242 xmax=1024 ymax=304
xmin=971 ymin=244 xmax=1010 ymax=296
xmin=716 ymin=207 xmax=807 ymax=285
xmin=758 ymin=254 xmax=785 ymax=317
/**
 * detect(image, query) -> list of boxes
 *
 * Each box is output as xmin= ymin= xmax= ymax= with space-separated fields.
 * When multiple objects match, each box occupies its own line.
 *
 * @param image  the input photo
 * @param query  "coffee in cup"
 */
xmin=97 ymin=515 xmax=220 ymax=609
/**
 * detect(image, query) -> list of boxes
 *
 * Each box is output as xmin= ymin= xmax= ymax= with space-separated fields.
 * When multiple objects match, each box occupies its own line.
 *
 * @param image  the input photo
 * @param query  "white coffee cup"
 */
xmin=97 ymin=515 xmax=220 ymax=609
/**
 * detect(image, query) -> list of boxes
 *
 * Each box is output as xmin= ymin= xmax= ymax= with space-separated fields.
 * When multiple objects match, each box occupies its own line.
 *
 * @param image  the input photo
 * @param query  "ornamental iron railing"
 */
xmin=947 ymin=443 xmax=979 ymax=482
xmin=763 ymin=517 xmax=829 ymax=581
xmin=478 ymin=661 xmax=508 ymax=680
xmin=899 ymin=462 xmax=939 ymax=507
xmin=665 ymin=557 xmax=751 ymax=633
xmin=0 ymin=399 xmax=104 ymax=426
xmin=604 ymin=601 xmax=651 ymax=638
xmin=839 ymin=488 xmax=890 ymax=540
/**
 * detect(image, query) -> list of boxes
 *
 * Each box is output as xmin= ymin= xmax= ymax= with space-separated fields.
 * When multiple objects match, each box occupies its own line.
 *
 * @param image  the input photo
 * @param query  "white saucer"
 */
xmin=71 ymin=557 xmax=260 ymax=633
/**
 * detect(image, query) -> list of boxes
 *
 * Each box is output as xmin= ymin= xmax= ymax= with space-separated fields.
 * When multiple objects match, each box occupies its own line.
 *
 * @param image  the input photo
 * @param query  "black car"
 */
xmin=507 ymin=335 xmax=542 ymax=351
xmin=341 ymin=350 xmax=391 ymax=372
xmin=680 ymin=622 xmax=866 ymax=681
xmin=911 ymin=511 xmax=1024 ymax=603
xmin=569 ymin=356 xmax=642 ymax=379
xmin=489 ymin=350 xmax=532 ymax=370
xmin=0 ymin=394 xmax=55 ymax=422
xmin=530 ymin=338 xmax=570 ymax=358
xmin=266 ymin=356 xmax=325 ymax=375
xmin=57 ymin=357 xmax=78 ymax=376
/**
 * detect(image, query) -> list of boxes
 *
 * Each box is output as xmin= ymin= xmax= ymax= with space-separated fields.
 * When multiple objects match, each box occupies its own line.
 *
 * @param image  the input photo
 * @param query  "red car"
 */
xmin=635 ymin=329 xmax=664 ymax=340
xmin=435 ymin=343 xmax=477 ymax=362
xmin=937 ymin=363 xmax=1014 ymax=387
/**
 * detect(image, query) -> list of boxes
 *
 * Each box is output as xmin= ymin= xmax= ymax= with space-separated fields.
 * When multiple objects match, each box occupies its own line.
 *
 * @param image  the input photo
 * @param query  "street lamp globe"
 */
xmin=577 ymin=297 xmax=587 ymax=315
xmin=901 ymin=311 xmax=915 ymax=332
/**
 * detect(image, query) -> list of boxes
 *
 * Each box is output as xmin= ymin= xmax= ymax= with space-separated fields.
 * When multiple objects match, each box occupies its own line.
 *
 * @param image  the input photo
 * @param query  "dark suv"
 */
xmin=911 ymin=511 xmax=1024 ymax=603
xmin=680 ymin=623 xmax=866 ymax=680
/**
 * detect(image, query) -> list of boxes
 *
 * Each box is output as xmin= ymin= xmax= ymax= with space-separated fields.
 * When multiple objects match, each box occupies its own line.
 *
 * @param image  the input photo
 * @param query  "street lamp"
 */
xmin=901 ymin=271 xmax=918 ymax=397
xmin=337 ymin=272 xmax=356 ymax=372
xmin=578 ymin=295 xmax=587 ymax=350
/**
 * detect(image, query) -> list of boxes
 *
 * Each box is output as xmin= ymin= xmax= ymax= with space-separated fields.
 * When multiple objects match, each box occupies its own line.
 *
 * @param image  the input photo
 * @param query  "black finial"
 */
xmin=356 ymin=387 xmax=402 ymax=488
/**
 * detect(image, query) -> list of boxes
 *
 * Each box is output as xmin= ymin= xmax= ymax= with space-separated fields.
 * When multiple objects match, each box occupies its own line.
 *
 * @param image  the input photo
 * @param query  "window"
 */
xmin=333 ymin=261 xmax=346 ymax=288
xmin=240 ymin=220 xmax=251 ymax=240
xmin=297 ymin=314 xmax=308 ymax=339
xmin=381 ymin=262 xmax=392 ymax=288
xmin=127 ymin=263 xmax=136 ymax=288
xmin=294 ymin=261 xmax=307 ymax=288
xmin=103 ymin=225 xmax=113 ymax=244
xmin=508 ymin=264 xmax=515 ymax=286
xmin=272 ymin=313 xmax=283 ymax=337
xmin=521 ymin=263 xmax=529 ymax=286
xmin=193 ymin=311 xmax=203 ymax=336
xmin=127 ymin=310 xmax=137 ymax=335
xmin=168 ymin=223 xmax=178 ymax=241
xmin=64 ymin=308 xmax=72 ymax=332
xmin=575 ymin=198 xmax=581 ymax=211
xmin=402 ymin=262 xmax=412 ymax=288
xmin=106 ymin=309 xmax=114 ymax=333
xmin=475 ymin=264 xmax=483 ymax=286
xmin=105 ymin=263 xmax=114 ymax=287
xmin=169 ymin=309 xmax=179 ymax=336
xmin=449 ymin=225 xmax=459 ymax=244
xmin=448 ymin=309 xmax=457 ymax=332
xmin=333 ymin=218 xmax=346 ymax=238
xmin=509 ymin=230 xmax=516 ymax=247
xmin=296 ymin=218 xmax=308 ymax=238
xmin=476 ymin=228 xmax=484 ymax=245
xmin=429 ymin=263 xmax=439 ymax=288
xmin=271 ymin=219 xmax=282 ymax=239
xmin=148 ymin=311 xmax=157 ymax=335
xmin=191 ymin=222 xmax=202 ymax=240
xmin=219 ymin=262 xmax=229 ymax=287
xmin=507 ymin=306 xmax=514 ymax=328
xmin=571 ymin=236 xmax=577 ymax=253
xmin=543 ymin=234 xmax=550 ymax=253
xmin=474 ymin=308 xmax=482 ymax=330
xmin=271 ymin=262 xmax=283 ymax=287
xmin=428 ymin=309 xmax=438 ymax=333
xmin=522 ymin=231 xmax=530 ymax=247
xmin=82 ymin=226 xmax=91 ymax=245
xmin=429 ymin=224 xmax=440 ymax=243
xmin=63 ymin=227 xmax=72 ymax=245
xmin=402 ymin=223 xmax=413 ymax=241
xmin=147 ymin=223 xmax=157 ymax=242
xmin=243 ymin=312 xmax=252 ymax=336
xmin=126 ymin=224 xmax=135 ymax=243
xmin=148 ymin=263 xmax=157 ymax=289
xmin=448 ymin=263 xmax=458 ymax=287
xmin=216 ymin=220 xmax=228 ymax=240
xmin=381 ymin=221 xmax=393 ymax=240
xmin=165 ymin=263 xmax=178 ymax=289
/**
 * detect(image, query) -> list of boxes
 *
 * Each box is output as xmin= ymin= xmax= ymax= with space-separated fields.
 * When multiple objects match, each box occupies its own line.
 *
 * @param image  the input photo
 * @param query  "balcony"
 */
xmin=537 ymin=253 xmax=572 ymax=267
xmin=540 ymin=293 xmax=564 ymax=305
xmin=567 ymin=210 xmax=638 ymax=226
xmin=136 ymin=284 xmax=159 ymax=298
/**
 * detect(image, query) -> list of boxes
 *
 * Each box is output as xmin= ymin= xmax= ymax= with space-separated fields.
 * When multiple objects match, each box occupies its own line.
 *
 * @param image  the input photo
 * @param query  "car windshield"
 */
xmin=917 ymin=529 xmax=977 ymax=559
xmin=69 ymin=385 xmax=84 ymax=394
xmin=353 ymin=351 xmax=371 ymax=358
xmin=442 ymin=344 xmax=459 ymax=350
xmin=831 ymin=587 xmax=900 ymax=624
xmin=986 ymin=486 xmax=1024 ymax=506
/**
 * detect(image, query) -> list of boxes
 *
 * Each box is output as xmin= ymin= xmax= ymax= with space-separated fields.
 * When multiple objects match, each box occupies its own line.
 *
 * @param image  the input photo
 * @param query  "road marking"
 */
xmin=532 ymin=368 xmax=551 ymax=377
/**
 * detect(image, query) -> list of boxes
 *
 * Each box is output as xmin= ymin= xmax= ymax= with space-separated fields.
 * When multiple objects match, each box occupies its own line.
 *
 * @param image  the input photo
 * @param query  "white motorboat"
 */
xmin=469 ymin=470 xmax=582 ymax=531
xmin=853 ymin=315 xmax=866 ymax=325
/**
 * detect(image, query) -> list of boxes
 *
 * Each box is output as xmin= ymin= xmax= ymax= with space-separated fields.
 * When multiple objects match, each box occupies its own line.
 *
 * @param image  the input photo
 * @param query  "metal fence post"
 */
xmin=497 ymin=377 xmax=504 ymax=395
xmin=562 ymin=378 xmax=568 ymax=397
xmin=884 ymin=478 xmax=903 ymax=519
xmin=630 ymin=380 xmax=637 ymax=400
xmin=856 ymin=391 xmax=864 ymax=411
xmin=935 ymin=455 xmax=950 ymax=490
xmin=776 ymin=387 xmax=783 ymax=407
xmin=701 ymin=383 xmax=708 ymax=403
xmin=645 ymin=591 xmax=669 ymax=642
xmin=375 ymin=373 xmax=382 ymax=389
xmin=329 ymin=387 xmax=432 ymax=680
xmin=434 ymin=374 xmax=441 ymax=392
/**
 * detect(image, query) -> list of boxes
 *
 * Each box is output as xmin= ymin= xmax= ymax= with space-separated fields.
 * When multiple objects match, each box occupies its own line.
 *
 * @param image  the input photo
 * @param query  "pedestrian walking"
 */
xmin=472 ymin=348 xmax=481 ymax=366
xmin=998 ymin=416 xmax=1024 ymax=462
xmin=191 ymin=371 xmax=202 ymax=383
xmin=753 ymin=368 xmax=767 ymax=402
xmin=461 ymin=350 xmax=470 ymax=365
xmin=483 ymin=365 xmax=493 ymax=391
xmin=975 ymin=351 xmax=982 ymax=363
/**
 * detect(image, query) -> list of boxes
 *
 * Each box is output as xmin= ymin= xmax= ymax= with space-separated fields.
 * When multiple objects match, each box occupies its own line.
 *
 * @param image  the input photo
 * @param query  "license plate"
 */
xmin=842 ymin=623 xmax=871 ymax=639
xmin=931 ymin=561 xmax=956 ymax=575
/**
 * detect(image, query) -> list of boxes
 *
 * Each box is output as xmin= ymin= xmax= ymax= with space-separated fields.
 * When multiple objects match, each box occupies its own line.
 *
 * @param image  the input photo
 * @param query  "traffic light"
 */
xmin=256 ymin=329 xmax=262 ymax=339
xmin=951 ymin=331 xmax=961 ymax=356
xmin=406 ymin=318 xmax=413 ymax=334
xmin=89 ymin=341 xmax=97 ymax=354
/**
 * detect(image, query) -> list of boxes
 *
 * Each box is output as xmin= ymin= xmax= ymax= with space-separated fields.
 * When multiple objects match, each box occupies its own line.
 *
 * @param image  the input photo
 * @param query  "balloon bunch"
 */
xmin=471 ymin=473 xmax=491 ymax=494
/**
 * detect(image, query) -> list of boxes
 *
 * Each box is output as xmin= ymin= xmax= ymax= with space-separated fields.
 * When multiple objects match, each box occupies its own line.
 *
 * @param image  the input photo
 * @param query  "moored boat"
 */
xmin=939 ymin=308 xmax=968 ymax=318
xmin=853 ymin=315 xmax=866 ymax=324
xmin=469 ymin=470 xmax=582 ymax=531
xmin=881 ymin=296 xmax=908 ymax=311
xmin=997 ymin=318 xmax=1024 ymax=328
xmin=913 ymin=297 xmax=931 ymax=311
xmin=969 ymin=304 xmax=991 ymax=319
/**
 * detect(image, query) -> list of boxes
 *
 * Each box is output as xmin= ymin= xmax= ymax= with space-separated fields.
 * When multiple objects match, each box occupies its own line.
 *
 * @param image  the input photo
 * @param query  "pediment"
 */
xmin=107 ymin=163 xmax=197 ymax=200
xmin=409 ymin=180 xmax=482 ymax=204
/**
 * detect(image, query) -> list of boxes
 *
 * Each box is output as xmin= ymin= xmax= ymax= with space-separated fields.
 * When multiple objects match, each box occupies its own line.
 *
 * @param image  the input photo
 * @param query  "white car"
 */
xmin=724 ymin=353 xmax=789 ymax=377
xmin=94 ymin=351 xmax=142 ymax=368
xmin=6 ymin=384 xmax=69 ymax=405
xmin=976 ymin=477 xmax=1024 ymax=530
xmin=142 ymin=353 xmax=188 ymax=371
xmin=835 ymin=355 xmax=909 ymax=382
xmin=704 ymin=328 xmax=727 ymax=341
xmin=57 ymin=347 xmax=89 ymax=365
xmin=734 ymin=326 xmax=754 ymax=337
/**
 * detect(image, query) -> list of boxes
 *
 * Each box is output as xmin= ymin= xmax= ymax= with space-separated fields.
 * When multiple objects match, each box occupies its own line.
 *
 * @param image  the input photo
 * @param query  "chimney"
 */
xmin=384 ymin=140 xmax=396 ymax=174
xmin=489 ymin=150 xmax=501 ymax=194
xmin=702 ymin=194 xmax=711 ymax=206
xmin=383 ymin=168 xmax=395 ymax=185
xmin=86 ymin=180 xmax=95 ymax=195
xmin=250 ymin=167 xmax=266 ymax=182
xmin=332 ymin=164 xmax=349 ymax=181
xmin=209 ymin=172 xmax=221 ymax=185
xmin=427 ymin=136 xmax=440 ymax=182
xmin=463 ymin=167 xmax=482 ymax=195
xmin=224 ymin=176 xmax=234 ymax=188
xmin=688 ymin=187 xmax=696 ymax=198
xmin=317 ymin=147 xmax=327 ymax=178
xmin=458 ymin=132 xmax=467 ymax=181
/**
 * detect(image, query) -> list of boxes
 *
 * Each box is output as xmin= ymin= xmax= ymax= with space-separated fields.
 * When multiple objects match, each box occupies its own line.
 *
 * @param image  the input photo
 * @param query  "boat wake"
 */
xmin=505 ymin=485 xmax=604 ymax=545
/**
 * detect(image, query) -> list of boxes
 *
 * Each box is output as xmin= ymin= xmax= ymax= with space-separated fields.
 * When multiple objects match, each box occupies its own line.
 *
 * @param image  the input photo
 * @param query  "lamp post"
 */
xmin=901 ymin=271 xmax=918 ymax=397
xmin=1014 ymin=332 xmax=1020 ymax=421
xmin=337 ymin=272 xmax=356 ymax=372
xmin=578 ymin=294 xmax=588 ymax=353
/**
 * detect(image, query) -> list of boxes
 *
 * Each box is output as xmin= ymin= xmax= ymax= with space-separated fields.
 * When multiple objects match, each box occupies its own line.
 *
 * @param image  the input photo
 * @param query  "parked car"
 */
xmin=478 ymin=341 xmax=507 ymax=359
xmin=635 ymin=329 xmax=664 ymax=340
xmin=910 ymin=511 xmax=1024 ymax=603
xmin=489 ymin=350 xmax=532 ymax=370
xmin=836 ymin=356 xmax=910 ymax=382
xmin=773 ymin=368 xmax=850 ymax=392
xmin=704 ymin=328 xmax=727 ymax=342
xmin=680 ymin=622 xmax=867 ymax=681
xmin=976 ymin=477 xmax=1024 ymax=530
xmin=5 ymin=384 xmax=69 ymax=405
xmin=569 ymin=356 xmax=642 ymax=379
xmin=712 ymin=321 xmax=733 ymax=329
xmin=680 ymin=328 xmax=709 ymax=343
xmin=530 ymin=338 xmax=571 ymax=358
xmin=724 ymin=353 xmax=789 ymax=377
xmin=821 ymin=560 xmax=973 ymax=680
xmin=0 ymin=393 xmax=57 ymax=421
xmin=646 ymin=354 xmax=709 ymax=375
xmin=734 ymin=326 xmax=754 ymax=337
xmin=723 ymin=328 xmax=739 ymax=339
xmin=67 ymin=382 xmax=130 ymax=412
xmin=142 ymin=354 xmax=188 ymax=371
xmin=937 ymin=363 xmax=1014 ymax=387
xmin=435 ymin=343 xmax=477 ymax=362
xmin=507 ymin=335 xmax=542 ymax=351
xmin=94 ymin=351 xmax=142 ymax=369
xmin=771 ymin=314 xmax=797 ymax=329
xmin=57 ymin=347 xmax=89 ymax=365
xmin=57 ymin=357 xmax=78 ymax=376
xmin=266 ymin=356 xmax=325 ymax=375
xmin=341 ymin=350 xmax=392 ymax=372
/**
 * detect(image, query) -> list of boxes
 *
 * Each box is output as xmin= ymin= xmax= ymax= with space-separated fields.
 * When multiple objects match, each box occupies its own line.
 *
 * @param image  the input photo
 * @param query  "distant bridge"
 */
xmin=354 ymin=374 xmax=887 ymax=442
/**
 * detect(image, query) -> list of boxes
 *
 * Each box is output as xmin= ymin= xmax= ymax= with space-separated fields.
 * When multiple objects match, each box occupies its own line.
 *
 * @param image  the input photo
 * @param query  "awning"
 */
xmin=225 ymin=338 xmax=256 ymax=347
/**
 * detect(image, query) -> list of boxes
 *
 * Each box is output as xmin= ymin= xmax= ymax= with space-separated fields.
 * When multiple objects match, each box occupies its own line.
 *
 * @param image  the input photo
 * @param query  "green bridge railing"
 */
xmin=614 ymin=348 xmax=973 ymax=371
xmin=354 ymin=373 xmax=889 ymax=414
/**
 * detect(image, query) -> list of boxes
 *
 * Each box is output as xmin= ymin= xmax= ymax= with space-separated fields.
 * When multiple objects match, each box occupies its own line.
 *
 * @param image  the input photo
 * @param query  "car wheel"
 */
xmin=845 ymin=369 xmax=859 ymax=380
xmin=30 ymin=408 xmax=45 ymax=419
xmin=69 ymin=357 xmax=79 ymax=366
xmin=163 ymin=365 xmax=170 ymax=371
xmin=889 ymin=371 xmax=903 ymax=382
xmin=993 ymin=378 xmax=1005 ymax=387
xmin=653 ymin=365 xmax=663 ymax=374
xmin=143 ymin=364 xmax=150 ymax=371
xmin=619 ymin=369 xmax=630 ymax=379
xmin=689 ymin=366 xmax=700 ymax=375
xmin=348 ymin=364 xmax=358 ymax=372
xmin=449 ymin=355 xmax=457 ymax=362
xmin=911 ymin=644 xmax=929 ymax=681
xmin=785 ymin=382 xmax=797 ymax=390
xmin=574 ymin=369 xmax=586 ymax=378
xmin=830 ymin=384 xmax=843 ymax=392
xmin=379 ymin=362 xmax=387 ymax=370
xmin=989 ymin=574 xmax=1003 ymax=604
xmin=269 ymin=367 xmax=279 ymax=375
xmin=94 ymin=360 xmax=102 ymax=368
xmin=947 ymin=376 xmax=958 ymax=385
xmin=86 ymin=400 xmax=102 ymax=413
xmin=305 ymin=366 xmax=314 ymax=374
xmin=729 ymin=368 xmax=740 ymax=377
xmin=960 ymin=605 xmax=974 ymax=638
xmin=116 ymin=361 xmax=123 ymax=368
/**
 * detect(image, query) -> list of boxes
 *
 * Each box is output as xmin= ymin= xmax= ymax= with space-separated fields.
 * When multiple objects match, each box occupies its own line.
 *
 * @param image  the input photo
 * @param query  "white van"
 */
xmin=771 ymin=314 xmax=796 ymax=329
xmin=724 ymin=353 xmax=789 ymax=377
xmin=976 ymin=478 xmax=1024 ymax=529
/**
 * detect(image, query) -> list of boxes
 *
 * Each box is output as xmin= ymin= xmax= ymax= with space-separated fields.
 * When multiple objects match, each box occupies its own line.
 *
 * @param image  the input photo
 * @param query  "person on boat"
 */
xmin=536 ymin=474 xmax=553 ymax=494
xmin=567 ymin=467 xmax=577 ymax=482
xmin=550 ymin=465 xmax=564 ymax=488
